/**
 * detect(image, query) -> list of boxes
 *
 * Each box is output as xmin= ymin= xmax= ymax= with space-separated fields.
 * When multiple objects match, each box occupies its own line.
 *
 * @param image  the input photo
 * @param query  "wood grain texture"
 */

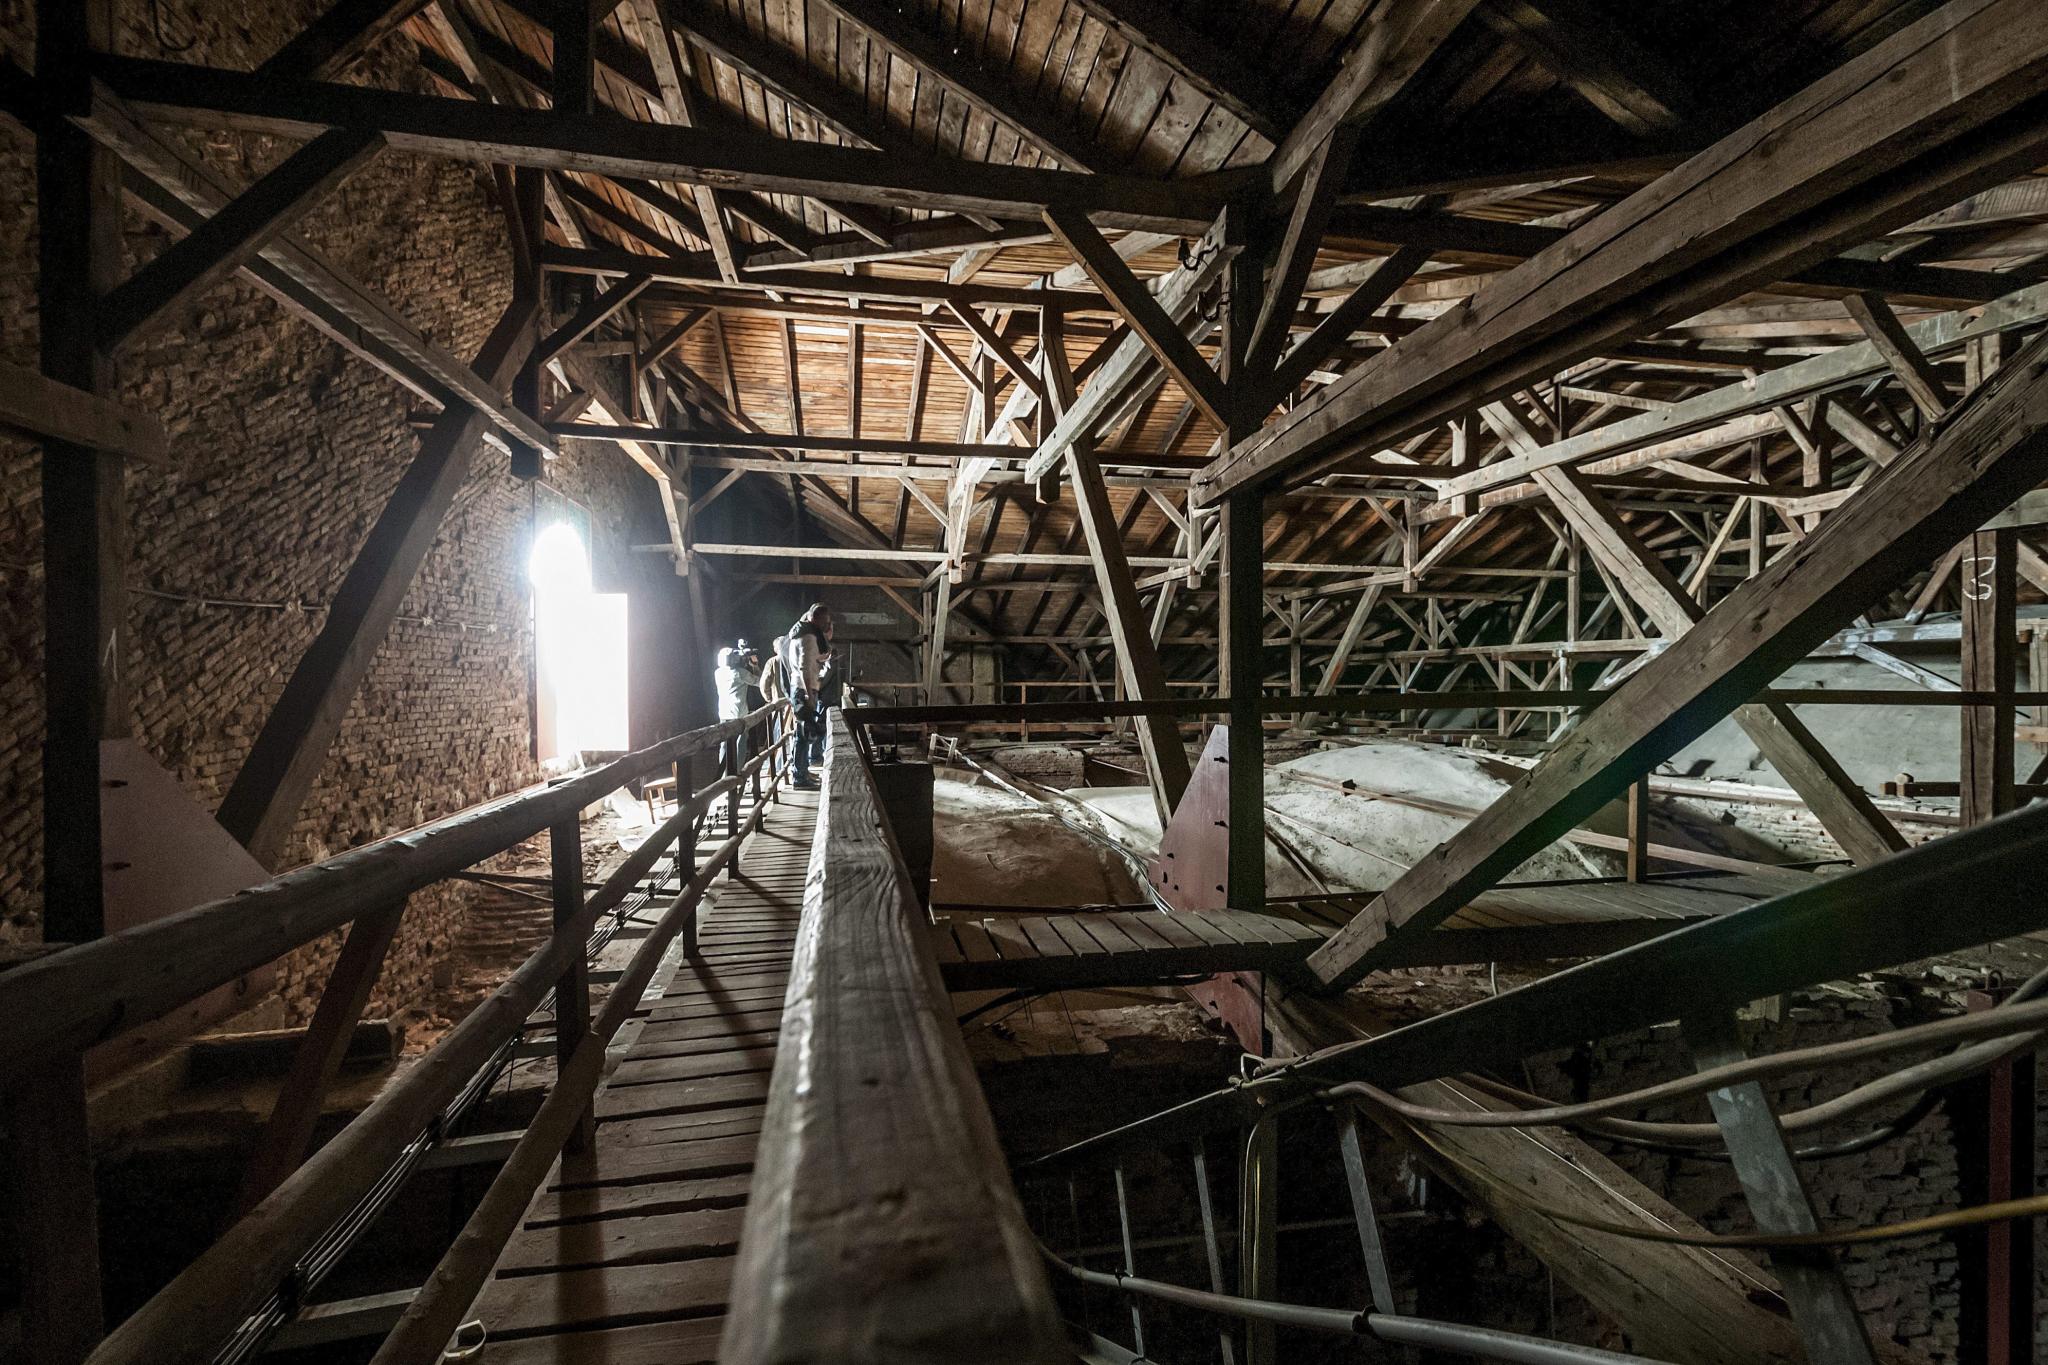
xmin=720 ymin=710 xmax=1066 ymax=1365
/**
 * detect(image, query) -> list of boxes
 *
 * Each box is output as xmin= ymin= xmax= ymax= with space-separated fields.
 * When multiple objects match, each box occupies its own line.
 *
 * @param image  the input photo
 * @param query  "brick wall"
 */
xmin=0 ymin=2 xmax=684 ymax=1022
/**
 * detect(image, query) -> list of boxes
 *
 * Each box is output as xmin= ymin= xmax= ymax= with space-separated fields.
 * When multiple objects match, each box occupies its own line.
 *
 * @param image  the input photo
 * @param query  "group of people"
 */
xmin=711 ymin=603 xmax=839 ymax=791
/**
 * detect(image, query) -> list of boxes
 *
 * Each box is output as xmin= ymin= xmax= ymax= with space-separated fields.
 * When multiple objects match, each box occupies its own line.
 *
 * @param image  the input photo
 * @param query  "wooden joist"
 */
xmin=1418 ymin=277 xmax=2048 ymax=511
xmin=1306 ymin=324 xmax=2048 ymax=990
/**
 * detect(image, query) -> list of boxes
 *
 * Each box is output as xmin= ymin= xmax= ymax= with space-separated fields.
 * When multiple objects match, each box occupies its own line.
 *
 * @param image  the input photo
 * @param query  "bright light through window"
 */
xmin=530 ymin=521 xmax=628 ymax=760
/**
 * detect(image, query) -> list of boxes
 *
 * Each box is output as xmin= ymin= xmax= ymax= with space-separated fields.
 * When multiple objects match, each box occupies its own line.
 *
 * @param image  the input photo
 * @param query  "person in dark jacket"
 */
xmin=781 ymin=604 xmax=832 ymax=788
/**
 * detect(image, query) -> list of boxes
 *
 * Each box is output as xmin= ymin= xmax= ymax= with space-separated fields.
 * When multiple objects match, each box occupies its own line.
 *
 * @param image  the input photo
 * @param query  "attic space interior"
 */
xmin=9 ymin=1 xmax=2048 ymax=1363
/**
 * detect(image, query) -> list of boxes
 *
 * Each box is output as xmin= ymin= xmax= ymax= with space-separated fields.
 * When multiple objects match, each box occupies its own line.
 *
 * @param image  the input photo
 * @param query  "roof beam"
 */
xmin=1424 ymin=276 xmax=2048 ymax=507
xmin=93 ymin=57 xmax=1237 ymax=232
xmin=96 ymin=129 xmax=385 ymax=348
xmin=75 ymin=82 xmax=555 ymax=458
xmin=1044 ymin=207 xmax=1231 ymax=429
xmin=1201 ymin=0 xmax=2048 ymax=505
xmin=1478 ymin=0 xmax=1697 ymax=135
xmin=1267 ymin=0 xmax=1483 ymax=192
xmin=1305 ymin=323 xmax=2048 ymax=991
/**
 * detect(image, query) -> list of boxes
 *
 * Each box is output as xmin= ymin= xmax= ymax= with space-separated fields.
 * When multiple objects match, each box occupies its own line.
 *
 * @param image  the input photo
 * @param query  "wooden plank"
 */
xmin=540 ymin=1137 xmax=760 ymax=1198
xmin=1021 ymin=915 xmax=1079 ymax=958
xmin=1134 ymin=911 xmax=1207 ymax=950
xmin=952 ymin=920 xmax=1004 ymax=963
xmin=602 ymin=1106 xmax=768 ymax=1150
xmin=528 ymin=1172 xmax=755 ymax=1229
xmin=494 ymin=1205 xmax=748 ymax=1275
xmin=1306 ymin=325 xmax=2048 ymax=990
xmin=609 ymin=1049 xmax=779 ymax=1088
xmin=930 ymin=924 xmax=967 ymax=965
xmin=595 ymin=1072 xmax=772 ymax=1123
xmin=0 ymin=357 xmax=170 ymax=464
xmin=1105 ymin=911 xmax=1177 ymax=952
xmin=474 ymin=1314 xmax=726 ymax=1364
xmin=477 ymin=1257 xmax=735 ymax=1336
xmin=981 ymin=916 xmax=1043 ymax=962
xmin=1203 ymin=0 xmax=2048 ymax=503
xmin=812 ymin=0 xmax=1104 ymax=169
xmin=720 ymin=713 xmax=1066 ymax=1364
xmin=1065 ymin=0 xmax=1290 ymax=140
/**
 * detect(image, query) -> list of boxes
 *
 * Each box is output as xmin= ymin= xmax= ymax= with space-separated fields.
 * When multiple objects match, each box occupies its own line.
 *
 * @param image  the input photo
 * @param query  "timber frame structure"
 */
xmin=12 ymin=0 xmax=2048 ymax=1362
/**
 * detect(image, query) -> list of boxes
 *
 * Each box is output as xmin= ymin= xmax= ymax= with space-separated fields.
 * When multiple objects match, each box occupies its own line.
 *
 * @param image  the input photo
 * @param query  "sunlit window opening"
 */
xmin=529 ymin=520 xmax=628 ymax=760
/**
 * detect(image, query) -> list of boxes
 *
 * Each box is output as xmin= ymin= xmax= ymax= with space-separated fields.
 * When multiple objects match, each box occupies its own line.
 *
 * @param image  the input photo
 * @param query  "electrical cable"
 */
xmin=1311 ymin=991 xmax=2048 ymax=1135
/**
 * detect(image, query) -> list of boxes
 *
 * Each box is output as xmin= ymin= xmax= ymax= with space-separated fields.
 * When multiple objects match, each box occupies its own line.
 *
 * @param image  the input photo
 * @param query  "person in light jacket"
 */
xmin=782 ymin=604 xmax=832 ymax=788
xmin=713 ymin=640 xmax=758 ymax=818
xmin=758 ymin=633 xmax=789 ymax=777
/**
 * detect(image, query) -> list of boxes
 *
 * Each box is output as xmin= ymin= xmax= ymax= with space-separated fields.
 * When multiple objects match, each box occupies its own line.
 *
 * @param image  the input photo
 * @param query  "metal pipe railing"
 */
xmin=1049 ymin=1253 xmax=1668 ymax=1364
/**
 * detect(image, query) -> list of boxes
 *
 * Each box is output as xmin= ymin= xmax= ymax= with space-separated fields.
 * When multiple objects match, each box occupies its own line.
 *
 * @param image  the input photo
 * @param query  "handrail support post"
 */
xmin=551 ymin=814 xmax=594 ymax=1154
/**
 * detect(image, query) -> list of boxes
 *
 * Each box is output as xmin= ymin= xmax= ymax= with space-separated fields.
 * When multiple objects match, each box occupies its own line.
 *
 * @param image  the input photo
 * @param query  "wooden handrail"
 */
xmin=720 ymin=710 xmax=1068 ymax=1364
xmin=83 ymin=713 xmax=788 ymax=1365
xmin=0 ymin=707 xmax=769 ymax=1091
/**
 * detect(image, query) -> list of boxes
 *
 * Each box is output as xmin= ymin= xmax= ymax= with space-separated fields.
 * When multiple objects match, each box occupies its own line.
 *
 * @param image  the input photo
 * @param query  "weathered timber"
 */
xmin=1306 ymin=326 xmax=2048 ymax=989
xmin=720 ymin=713 xmax=1067 ymax=1364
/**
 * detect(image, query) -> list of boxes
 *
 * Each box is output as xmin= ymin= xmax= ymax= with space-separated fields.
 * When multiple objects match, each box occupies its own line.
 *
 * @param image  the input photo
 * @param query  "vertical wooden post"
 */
xmin=1961 ymin=526 xmax=2016 ymax=827
xmin=38 ymin=0 xmax=124 ymax=943
xmin=551 ymin=815 xmax=595 ymax=1153
xmin=1626 ymin=775 xmax=1650 ymax=883
xmin=1956 ymin=987 xmax=2035 ymax=1365
xmin=23 ymin=6 xmax=116 ymax=1356
xmin=1220 ymin=493 xmax=1266 ymax=912
xmin=1220 ymin=195 xmax=1266 ymax=914
xmin=4 ymin=1059 xmax=103 ymax=1365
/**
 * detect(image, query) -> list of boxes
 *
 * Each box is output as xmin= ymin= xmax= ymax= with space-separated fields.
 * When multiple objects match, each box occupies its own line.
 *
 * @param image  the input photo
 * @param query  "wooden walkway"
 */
xmin=467 ymin=788 xmax=819 ymax=1363
xmin=932 ymin=869 xmax=1822 ymax=990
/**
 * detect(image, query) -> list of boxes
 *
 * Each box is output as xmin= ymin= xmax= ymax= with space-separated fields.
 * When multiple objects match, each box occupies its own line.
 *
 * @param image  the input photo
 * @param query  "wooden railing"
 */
xmin=0 ymin=705 xmax=783 ymax=1365
xmin=720 ymin=709 xmax=1068 ymax=1365
xmin=366 ymin=725 xmax=795 ymax=1364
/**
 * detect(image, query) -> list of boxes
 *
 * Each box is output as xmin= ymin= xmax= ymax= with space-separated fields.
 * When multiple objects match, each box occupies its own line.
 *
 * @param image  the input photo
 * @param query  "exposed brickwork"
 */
xmin=0 ymin=1 xmax=682 ymax=1024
